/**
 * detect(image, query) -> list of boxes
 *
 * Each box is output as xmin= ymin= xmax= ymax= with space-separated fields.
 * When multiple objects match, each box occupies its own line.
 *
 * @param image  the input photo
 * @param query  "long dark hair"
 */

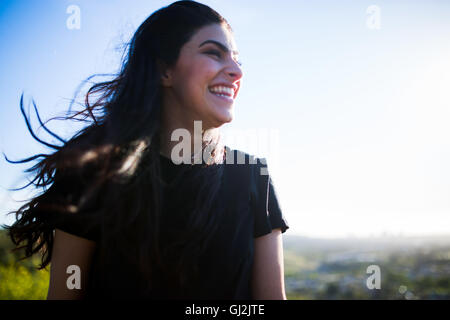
xmin=2 ymin=0 xmax=233 ymax=297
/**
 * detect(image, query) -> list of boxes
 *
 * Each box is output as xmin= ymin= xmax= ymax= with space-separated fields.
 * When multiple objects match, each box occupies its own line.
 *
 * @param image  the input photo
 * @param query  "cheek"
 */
xmin=175 ymin=58 xmax=221 ymax=101
xmin=189 ymin=64 xmax=218 ymax=96
xmin=194 ymin=57 xmax=220 ymax=83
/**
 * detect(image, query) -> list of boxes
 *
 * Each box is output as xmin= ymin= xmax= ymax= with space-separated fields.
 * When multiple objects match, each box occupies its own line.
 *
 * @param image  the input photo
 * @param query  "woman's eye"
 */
xmin=207 ymin=50 xmax=222 ymax=58
xmin=206 ymin=50 xmax=242 ymax=67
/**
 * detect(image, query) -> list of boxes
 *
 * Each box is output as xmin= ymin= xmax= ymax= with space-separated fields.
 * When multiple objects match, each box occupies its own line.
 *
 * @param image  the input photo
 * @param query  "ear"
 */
xmin=156 ymin=59 xmax=172 ymax=87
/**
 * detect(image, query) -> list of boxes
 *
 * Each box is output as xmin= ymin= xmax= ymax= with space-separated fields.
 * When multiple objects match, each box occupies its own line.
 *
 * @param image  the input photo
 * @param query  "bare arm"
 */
xmin=47 ymin=229 xmax=97 ymax=300
xmin=251 ymin=228 xmax=287 ymax=300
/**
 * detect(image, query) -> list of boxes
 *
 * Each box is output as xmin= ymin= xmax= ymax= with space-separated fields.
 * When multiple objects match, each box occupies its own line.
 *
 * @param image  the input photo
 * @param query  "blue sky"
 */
xmin=1 ymin=0 xmax=450 ymax=237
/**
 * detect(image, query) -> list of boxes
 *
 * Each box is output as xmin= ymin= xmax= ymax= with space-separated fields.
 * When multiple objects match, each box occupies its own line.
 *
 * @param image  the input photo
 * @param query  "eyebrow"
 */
xmin=199 ymin=40 xmax=239 ymax=56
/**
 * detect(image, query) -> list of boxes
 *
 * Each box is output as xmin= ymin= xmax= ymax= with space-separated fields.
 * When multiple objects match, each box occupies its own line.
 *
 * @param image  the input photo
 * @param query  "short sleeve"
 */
xmin=44 ymin=170 xmax=102 ymax=242
xmin=251 ymin=157 xmax=289 ymax=238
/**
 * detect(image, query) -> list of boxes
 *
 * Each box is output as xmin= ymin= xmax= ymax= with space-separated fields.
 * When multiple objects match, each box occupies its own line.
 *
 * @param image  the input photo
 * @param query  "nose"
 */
xmin=226 ymin=59 xmax=243 ymax=82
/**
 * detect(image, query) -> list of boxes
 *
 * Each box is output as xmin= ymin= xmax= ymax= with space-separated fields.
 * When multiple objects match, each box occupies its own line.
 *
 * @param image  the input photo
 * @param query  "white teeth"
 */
xmin=209 ymin=85 xmax=234 ymax=97
xmin=211 ymin=92 xmax=230 ymax=98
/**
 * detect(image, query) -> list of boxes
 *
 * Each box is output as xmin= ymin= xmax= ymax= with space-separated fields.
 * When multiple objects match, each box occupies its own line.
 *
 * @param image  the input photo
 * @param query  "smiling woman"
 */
xmin=158 ymin=21 xmax=243 ymax=154
xmin=3 ymin=0 xmax=289 ymax=300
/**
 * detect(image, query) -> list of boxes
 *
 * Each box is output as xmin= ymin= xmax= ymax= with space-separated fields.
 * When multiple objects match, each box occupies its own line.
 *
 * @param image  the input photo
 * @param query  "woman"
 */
xmin=4 ymin=0 xmax=289 ymax=299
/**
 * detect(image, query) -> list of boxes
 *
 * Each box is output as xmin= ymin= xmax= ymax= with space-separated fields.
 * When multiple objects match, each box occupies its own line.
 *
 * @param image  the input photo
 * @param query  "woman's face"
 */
xmin=160 ymin=23 xmax=243 ymax=130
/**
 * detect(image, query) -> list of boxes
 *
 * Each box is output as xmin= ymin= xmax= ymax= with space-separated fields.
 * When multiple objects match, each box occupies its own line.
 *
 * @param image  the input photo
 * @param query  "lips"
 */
xmin=209 ymin=90 xmax=234 ymax=103
xmin=208 ymin=82 xmax=239 ymax=99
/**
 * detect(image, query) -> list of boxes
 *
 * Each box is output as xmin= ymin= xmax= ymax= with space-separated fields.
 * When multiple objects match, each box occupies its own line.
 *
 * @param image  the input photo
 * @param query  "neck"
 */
xmin=159 ymin=88 xmax=225 ymax=164
xmin=159 ymin=115 xmax=224 ymax=164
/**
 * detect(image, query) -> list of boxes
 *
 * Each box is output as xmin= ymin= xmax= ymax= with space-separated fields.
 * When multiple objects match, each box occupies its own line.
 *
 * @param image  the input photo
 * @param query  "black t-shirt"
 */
xmin=50 ymin=147 xmax=289 ymax=299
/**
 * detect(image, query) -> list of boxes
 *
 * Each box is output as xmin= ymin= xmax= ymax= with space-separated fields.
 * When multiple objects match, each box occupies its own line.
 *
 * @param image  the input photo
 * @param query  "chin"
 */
xmin=200 ymin=106 xmax=232 ymax=128
xmin=202 ymin=101 xmax=234 ymax=128
xmin=213 ymin=110 xmax=234 ymax=127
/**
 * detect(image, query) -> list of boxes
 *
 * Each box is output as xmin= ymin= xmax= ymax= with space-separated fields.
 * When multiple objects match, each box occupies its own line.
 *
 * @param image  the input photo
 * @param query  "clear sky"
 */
xmin=1 ymin=0 xmax=449 ymax=238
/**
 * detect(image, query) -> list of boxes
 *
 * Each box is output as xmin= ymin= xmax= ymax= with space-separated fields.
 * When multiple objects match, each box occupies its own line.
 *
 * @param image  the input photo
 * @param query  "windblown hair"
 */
xmin=3 ymin=0 xmax=233 ymax=297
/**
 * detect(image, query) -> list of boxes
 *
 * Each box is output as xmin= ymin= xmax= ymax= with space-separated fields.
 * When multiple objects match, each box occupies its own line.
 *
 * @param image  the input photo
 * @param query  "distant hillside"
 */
xmin=283 ymin=234 xmax=450 ymax=254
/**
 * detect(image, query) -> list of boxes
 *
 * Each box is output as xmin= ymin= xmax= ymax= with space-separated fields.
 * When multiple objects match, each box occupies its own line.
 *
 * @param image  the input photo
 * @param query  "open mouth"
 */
xmin=208 ymin=85 xmax=236 ymax=103
xmin=209 ymin=90 xmax=234 ymax=103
